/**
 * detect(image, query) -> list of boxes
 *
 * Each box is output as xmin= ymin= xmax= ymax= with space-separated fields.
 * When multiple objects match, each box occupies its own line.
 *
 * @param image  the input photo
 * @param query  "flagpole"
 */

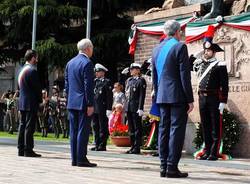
xmin=86 ymin=0 xmax=92 ymax=39
xmin=32 ymin=0 xmax=38 ymax=50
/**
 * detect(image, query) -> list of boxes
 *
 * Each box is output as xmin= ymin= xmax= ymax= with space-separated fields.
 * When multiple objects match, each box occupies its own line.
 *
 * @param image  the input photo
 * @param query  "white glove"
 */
xmin=218 ymin=103 xmax=226 ymax=114
xmin=137 ymin=109 xmax=144 ymax=117
xmin=106 ymin=110 xmax=112 ymax=118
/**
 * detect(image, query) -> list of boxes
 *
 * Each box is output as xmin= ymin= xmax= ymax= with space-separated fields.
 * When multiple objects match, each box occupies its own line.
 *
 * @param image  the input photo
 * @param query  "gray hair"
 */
xmin=163 ymin=20 xmax=181 ymax=37
xmin=77 ymin=38 xmax=93 ymax=52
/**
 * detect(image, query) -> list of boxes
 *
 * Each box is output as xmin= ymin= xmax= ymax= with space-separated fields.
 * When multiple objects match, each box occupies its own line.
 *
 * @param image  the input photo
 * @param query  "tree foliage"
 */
xmin=0 ymin=0 xmax=163 ymax=86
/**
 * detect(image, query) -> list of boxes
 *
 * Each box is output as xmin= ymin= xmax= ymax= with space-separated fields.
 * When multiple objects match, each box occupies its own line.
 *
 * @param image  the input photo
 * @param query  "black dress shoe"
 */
xmin=130 ymin=149 xmax=140 ymax=154
xmin=152 ymin=152 xmax=159 ymax=157
xmin=77 ymin=159 xmax=97 ymax=167
xmin=72 ymin=162 xmax=77 ymax=166
xmin=18 ymin=150 xmax=24 ymax=156
xmin=90 ymin=147 xmax=97 ymax=151
xmin=96 ymin=147 xmax=106 ymax=151
xmin=24 ymin=151 xmax=41 ymax=157
xmin=207 ymin=155 xmax=218 ymax=161
xmin=166 ymin=169 xmax=188 ymax=178
xmin=160 ymin=168 xmax=166 ymax=177
xmin=199 ymin=154 xmax=209 ymax=160
xmin=125 ymin=148 xmax=133 ymax=154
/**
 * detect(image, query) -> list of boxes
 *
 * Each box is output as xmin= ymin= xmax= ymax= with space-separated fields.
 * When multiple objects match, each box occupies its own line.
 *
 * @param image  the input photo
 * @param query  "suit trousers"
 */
xmin=158 ymin=103 xmax=187 ymax=169
xmin=199 ymin=95 xmax=221 ymax=157
xmin=127 ymin=111 xmax=142 ymax=150
xmin=92 ymin=113 xmax=109 ymax=149
xmin=68 ymin=109 xmax=91 ymax=164
xmin=18 ymin=110 xmax=37 ymax=152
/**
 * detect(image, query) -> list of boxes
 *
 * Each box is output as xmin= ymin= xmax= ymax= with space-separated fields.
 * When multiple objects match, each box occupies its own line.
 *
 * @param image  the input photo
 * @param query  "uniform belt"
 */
xmin=198 ymin=89 xmax=219 ymax=97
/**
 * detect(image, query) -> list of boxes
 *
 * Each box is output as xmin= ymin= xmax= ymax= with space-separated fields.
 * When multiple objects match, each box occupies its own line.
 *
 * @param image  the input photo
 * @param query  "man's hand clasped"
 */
xmin=87 ymin=106 xmax=94 ymax=116
xmin=187 ymin=103 xmax=194 ymax=114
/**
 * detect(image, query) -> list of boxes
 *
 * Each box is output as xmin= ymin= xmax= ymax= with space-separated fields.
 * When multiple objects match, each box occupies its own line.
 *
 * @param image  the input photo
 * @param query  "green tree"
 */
xmin=0 ymin=0 xmax=163 ymax=86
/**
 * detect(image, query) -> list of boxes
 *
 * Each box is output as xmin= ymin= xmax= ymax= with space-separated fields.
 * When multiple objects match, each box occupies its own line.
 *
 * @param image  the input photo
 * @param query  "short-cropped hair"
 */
xmin=24 ymin=49 xmax=37 ymax=61
xmin=163 ymin=20 xmax=181 ymax=37
xmin=77 ymin=38 xmax=93 ymax=52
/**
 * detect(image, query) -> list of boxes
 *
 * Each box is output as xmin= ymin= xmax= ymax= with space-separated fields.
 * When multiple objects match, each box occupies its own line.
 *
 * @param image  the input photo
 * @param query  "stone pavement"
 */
xmin=0 ymin=138 xmax=250 ymax=184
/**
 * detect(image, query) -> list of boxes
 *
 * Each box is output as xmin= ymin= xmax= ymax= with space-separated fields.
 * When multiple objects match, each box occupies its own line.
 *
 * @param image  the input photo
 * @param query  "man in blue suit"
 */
xmin=152 ymin=20 xmax=194 ymax=178
xmin=65 ymin=38 xmax=97 ymax=167
xmin=18 ymin=49 xmax=42 ymax=157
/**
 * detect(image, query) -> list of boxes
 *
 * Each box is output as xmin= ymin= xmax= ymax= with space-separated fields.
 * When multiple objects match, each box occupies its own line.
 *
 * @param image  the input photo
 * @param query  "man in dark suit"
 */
xmin=91 ymin=63 xmax=113 ymax=151
xmin=152 ymin=20 xmax=194 ymax=178
xmin=17 ymin=49 xmax=42 ymax=157
xmin=65 ymin=38 xmax=96 ymax=167
xmin=124 ymin=63 xmax=147 ymax=154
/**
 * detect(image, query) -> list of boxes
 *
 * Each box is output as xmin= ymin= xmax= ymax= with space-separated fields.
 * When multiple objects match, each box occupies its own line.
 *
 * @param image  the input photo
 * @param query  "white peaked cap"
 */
xmin=130 ymin=63 xmax=141 ymax=69
xmin=95 ymin=63 xmax=108 ymax=72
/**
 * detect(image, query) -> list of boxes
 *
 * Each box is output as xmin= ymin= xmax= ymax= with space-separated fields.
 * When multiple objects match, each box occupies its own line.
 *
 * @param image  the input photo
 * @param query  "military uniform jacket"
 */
xmin=194 ymin=58 xmax=229 ymax=103
xmin=124 ymin=76 xmax=147 ymax=112
xmin=58 ymin=97 xmax=67 ymax=117
xmin=94 ymin=77 xmax=113 ymax=114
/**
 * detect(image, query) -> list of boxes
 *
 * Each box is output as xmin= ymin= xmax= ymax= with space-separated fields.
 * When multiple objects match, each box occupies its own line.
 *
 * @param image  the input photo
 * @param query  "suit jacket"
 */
xmin=124 ymin=76 xmax=147 ymax=112
xmin=152 ymin=38 xmax=194 ymax=104
xmin=65 ymin=53 xmax=94 ymax=110
xmin=18 ymin=63 xmax=42 ymax=111
xmin=93 ymin=77 xmax=113 ymax=113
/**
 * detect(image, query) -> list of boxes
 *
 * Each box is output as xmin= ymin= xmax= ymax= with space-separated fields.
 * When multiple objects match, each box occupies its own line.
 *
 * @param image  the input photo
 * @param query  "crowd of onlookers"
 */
xmin=0 ymin=85 xmax=69 ymax=138
xmin=0 ymin=81 xmax=127 ymax=139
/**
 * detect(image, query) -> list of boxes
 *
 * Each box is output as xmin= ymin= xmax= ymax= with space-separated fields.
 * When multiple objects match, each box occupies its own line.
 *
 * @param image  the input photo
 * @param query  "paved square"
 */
xmin=0 ymin=138 xmax=249 ymax=184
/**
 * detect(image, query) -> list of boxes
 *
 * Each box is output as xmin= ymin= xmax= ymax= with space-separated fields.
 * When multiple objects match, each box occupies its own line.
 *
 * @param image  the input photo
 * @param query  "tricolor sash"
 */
xmin=156 ymin=38 xmax=179 ymax=84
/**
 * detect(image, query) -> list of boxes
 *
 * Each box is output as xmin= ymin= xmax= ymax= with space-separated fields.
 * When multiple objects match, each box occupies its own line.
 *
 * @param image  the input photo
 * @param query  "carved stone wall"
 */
xmin=134 ymin=8 xmax=250 ymax=157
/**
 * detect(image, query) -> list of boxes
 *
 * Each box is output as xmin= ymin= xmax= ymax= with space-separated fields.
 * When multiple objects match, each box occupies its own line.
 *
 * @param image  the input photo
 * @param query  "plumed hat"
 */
xmin=203 ymin=25 xmax=224 ymax=52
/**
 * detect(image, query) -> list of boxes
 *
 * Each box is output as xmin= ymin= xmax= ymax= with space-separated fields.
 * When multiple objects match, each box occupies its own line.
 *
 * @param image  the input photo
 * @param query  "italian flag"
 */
xmin=129 ymin=12 xmax=250 ymax=55
xmin=128 ymin=16 xmax=195 ymax=55
xmin=186 ymin=12 xmax=250 ymax=43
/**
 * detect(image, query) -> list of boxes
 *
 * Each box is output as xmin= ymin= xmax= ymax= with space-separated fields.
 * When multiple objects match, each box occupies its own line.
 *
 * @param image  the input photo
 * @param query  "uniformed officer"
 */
xmin=124 ymin=63 xmax=147 ymax=154
xmin=91 ymin=63 xmax=113 ymax=151
xmin=49 ymin=85 xmax=60 ymax=138
xmin=193 ymin=39 xmax=229 ymax=161
xmin=38 ymin=90 xmax=49 ymax=137
xmin=58 ymin=89 xmax=69 ymax=138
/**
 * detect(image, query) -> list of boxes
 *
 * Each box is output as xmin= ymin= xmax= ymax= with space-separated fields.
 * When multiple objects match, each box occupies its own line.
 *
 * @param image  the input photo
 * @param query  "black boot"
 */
xmin=204 ymin=0 xmax=224 ymax=19
xmin=207 ymin=155 xmax=218 ymax=161
xmin=199 ymin=153 xmax=209 ymax=160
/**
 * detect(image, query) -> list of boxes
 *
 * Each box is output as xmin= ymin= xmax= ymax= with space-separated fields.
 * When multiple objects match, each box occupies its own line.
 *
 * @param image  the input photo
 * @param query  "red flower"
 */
xmin=110 ymin=124 xmax=129 ymax=136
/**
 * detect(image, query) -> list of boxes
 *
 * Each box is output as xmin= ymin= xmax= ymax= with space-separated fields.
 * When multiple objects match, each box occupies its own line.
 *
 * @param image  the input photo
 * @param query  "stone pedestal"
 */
xmin=133 ymin=5 xmax=250 ymax=157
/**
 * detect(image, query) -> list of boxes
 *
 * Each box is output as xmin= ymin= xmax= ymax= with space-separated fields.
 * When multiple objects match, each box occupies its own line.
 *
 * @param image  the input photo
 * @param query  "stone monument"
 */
xmin=132 ymin=4 xmax=250 ymax=157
